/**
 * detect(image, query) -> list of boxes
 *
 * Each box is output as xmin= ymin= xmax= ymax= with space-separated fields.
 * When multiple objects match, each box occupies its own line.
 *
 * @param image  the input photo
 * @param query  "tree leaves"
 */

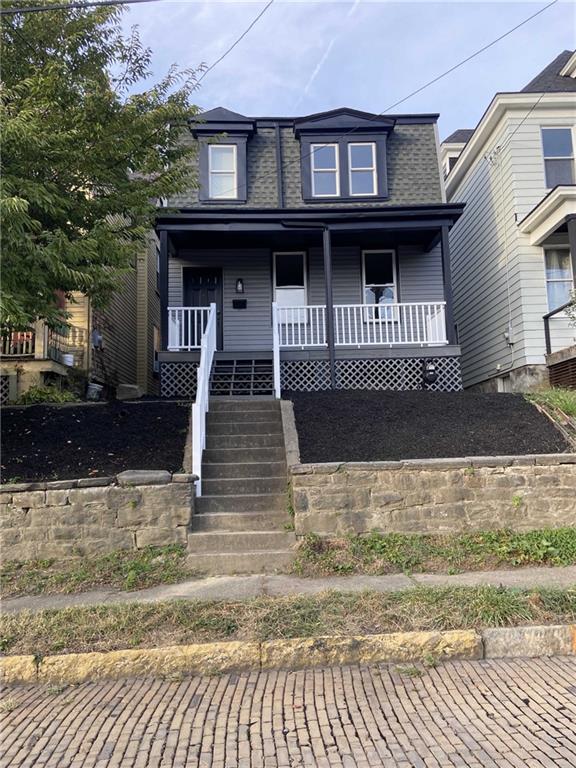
xmin=1 ymin=5 xmax=199 ymax=328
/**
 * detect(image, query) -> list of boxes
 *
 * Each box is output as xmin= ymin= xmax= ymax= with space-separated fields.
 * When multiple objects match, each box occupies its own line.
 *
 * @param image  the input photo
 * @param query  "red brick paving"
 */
xmin=1 ymin=657 xmax=575 ymax=767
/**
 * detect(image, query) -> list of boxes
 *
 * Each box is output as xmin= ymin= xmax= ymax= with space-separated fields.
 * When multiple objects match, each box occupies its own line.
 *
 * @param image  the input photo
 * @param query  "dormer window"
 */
xmin=349 ymin=143 xmax=377 ymax=196
xmin=209 ymin=145 xmax=238 ymax=199
xmin=311 ymin=144 xmax=339 ymax=197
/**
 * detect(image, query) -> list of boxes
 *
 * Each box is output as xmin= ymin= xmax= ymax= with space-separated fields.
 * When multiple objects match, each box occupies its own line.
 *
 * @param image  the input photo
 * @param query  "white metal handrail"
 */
xmin=272 ymin=303 xmax=281 ymax=398
xmin=192 ymin=303 xmax=217 ymax=496
xmin=168 ymin=306 xmax=211 ymax=350
xmin=276 ymin=302 xmax=448 ymax=348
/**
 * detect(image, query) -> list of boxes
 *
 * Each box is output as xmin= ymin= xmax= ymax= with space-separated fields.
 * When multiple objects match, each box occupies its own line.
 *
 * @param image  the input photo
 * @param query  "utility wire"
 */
xmin=205 ymin=0 xmax=559 ymax=199
xmin=197 ymin=0 xmax=274 ymax=84
xmin=0 ymin=0 xmax=163 ymax=15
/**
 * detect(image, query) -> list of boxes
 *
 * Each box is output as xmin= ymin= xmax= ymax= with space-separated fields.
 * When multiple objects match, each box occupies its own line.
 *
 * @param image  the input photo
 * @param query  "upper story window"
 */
xmin=208 ymin=145 xmax=237 ymax=199
xmin=311 ymin=144 xmax=339 ymax=197
xmin=545 ymin=248 xmax=574 ymax=311
xmin=542 ymin=128 xmax=574 ymax=188
xmin=349 ymin=143 xmax=377 ymax=196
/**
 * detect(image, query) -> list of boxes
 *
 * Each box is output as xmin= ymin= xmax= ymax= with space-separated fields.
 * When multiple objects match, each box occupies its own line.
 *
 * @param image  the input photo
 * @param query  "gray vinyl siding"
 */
xmin=448 ymin=107 xmax=576 ymax=388
xmin=168 ymin=245 xmax=445 ymax=352
xmin=170 ymin=123 xmax=443 ymax=209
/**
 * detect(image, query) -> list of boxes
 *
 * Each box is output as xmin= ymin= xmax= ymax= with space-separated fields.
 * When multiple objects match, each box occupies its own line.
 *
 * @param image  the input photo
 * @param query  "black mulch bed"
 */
xmin=286 ymin=391 xmax=570 ymax=463
xmin=1 ymin=402 xmax=190 ymax=483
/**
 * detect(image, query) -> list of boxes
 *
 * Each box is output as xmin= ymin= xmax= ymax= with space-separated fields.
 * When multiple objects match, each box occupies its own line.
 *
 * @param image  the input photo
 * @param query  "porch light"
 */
xmin=422 ymin=360 xmax=438 ymax=387
xmin=235 ymin=278 xmax=245 ymax=294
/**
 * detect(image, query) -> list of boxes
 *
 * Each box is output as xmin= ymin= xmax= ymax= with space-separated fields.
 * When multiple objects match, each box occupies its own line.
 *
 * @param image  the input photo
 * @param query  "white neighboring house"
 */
xmin=442 ymin=50 xmax=576 ymax=391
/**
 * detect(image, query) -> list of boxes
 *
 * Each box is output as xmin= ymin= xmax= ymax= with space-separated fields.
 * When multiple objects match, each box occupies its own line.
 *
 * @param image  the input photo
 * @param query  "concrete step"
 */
xmin=201 ymin=476 xmax=287 ymax=496
xmin=207 ymin=421 xmax=283 ymax=436
xmin=207 ymin=410 xmax=281 ymax=423
xmin=210 ymin=399 xmax=279 ymax=411
xmin=191 ymin=510 xmax=290 ymax=532
xmin=186 ymin=550 xmax=294 ymax=575
xmin=203 ymin=447 xmax=286 ymax=464
xmin=187 ymin=530 xmax=295 ymax=554
xmin=196 ymin=493 xmax=287 ymax=514
xmin=202 ymin=461 xmax=287 ymax=480
xmin=206 ymin=433 xmax=284 ymax=449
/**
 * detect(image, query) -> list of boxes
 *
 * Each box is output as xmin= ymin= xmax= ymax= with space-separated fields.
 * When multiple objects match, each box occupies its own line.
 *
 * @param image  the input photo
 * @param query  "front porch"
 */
xmin=156 ymin=205 xmax=464 ymax=397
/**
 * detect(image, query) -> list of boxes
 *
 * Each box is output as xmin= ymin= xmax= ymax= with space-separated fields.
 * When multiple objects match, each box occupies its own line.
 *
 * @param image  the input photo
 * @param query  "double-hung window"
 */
xmin=274 ymin=252 xmax=307 ymax=322
xmin=310 ymin=144 xmax=339 ymax=197
xmin=349 ymin=143 xmax=377 ymax=196
xmin=208 ymin=144 xmax=237 ymax=199
xmin=363 ymin=250 xmax=397 ymax=319
xmin=542 ymin=128 xmax=574 ymax=188
xmin=545 ymin=248 xmax=574 ymax=311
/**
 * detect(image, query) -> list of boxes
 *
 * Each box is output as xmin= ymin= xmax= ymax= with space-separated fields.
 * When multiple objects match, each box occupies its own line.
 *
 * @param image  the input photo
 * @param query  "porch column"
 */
xmin=440 ymin=225 xmax=458 ymax=345
xmin=323 ymin=227 xmax=337 ymax=389
xmin=159 ymin=230 xmax=169 ymax=351
xmin=567 ymin=215 xmax=576 ymax=280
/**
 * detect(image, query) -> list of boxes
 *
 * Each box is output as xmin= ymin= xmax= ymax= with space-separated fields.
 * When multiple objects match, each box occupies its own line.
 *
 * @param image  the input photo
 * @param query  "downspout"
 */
xmin=275 ymin=124 xmax=284 ymax=208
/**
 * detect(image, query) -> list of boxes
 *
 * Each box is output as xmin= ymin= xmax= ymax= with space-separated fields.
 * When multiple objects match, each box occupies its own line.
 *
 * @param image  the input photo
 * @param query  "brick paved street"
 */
xmin=1 ymin=657 xmax=575 ymax=767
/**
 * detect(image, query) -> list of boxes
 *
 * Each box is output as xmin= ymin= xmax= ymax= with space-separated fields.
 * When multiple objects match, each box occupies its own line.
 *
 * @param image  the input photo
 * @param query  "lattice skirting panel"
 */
xmin=160 ymin=362 xmax=199 ymax=398
xmin=282 ymin=357 xmax=462 ymax=392
xmin=0 ymin=375 xmax=10 ymax=405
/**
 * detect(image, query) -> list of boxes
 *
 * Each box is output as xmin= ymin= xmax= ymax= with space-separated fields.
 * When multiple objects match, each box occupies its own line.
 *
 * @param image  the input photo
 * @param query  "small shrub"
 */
xmin=17 ymin=384 xmax=78 ymax=405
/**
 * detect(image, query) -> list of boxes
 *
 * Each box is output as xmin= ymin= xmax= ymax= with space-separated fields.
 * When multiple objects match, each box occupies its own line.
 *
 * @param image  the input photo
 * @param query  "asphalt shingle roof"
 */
xmin=443 ymin=129 xmax=474 ymax=144
xmin=521 ymin=50 xmax=576 ymax=93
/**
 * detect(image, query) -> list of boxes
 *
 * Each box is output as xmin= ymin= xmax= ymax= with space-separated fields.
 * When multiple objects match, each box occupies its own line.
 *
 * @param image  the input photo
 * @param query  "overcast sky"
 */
xmin=122 ymin=0 xmax=574 ymax=139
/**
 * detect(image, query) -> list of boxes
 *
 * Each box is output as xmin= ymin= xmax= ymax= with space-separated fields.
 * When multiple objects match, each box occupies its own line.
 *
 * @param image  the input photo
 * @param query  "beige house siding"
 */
xmin=448 ymin=104 xmax=576 ymax=389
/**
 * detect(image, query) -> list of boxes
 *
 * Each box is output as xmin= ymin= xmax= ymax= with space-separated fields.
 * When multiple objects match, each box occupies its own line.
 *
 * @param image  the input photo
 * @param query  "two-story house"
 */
xmin=157 ymin=107 xmax=464 ymax=399
xmin=442 ymin=50 xmax=576 ymax=392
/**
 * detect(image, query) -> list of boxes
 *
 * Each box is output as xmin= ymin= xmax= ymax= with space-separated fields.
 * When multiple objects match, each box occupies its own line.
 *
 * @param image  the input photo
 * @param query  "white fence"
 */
xmin=192 ymin=303 xmax=217 ymax=496
xmin=168 ymin=307 xmax=211 ymax=351
xmin=276 ymin=302 xmax=447 ymax=348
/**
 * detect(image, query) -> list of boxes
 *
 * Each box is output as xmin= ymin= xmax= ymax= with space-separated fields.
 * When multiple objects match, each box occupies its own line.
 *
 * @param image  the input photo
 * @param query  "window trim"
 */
xmin=310 ymin=144 xmax=340 ymax=198
xmin=541 ymin=126 xmax=575 ymax=189
xmin=208 ymin=144 xmax=238 ymax=200
xmin=299 ymin=133 xmax=389 ymax=203
xmin=361 ymin=249 xmax=398 ymax=321
xmin=544 ymin=246 xmax=574 ymax=313
xmin=198 ymin=136 xmax=248 ymax=204
xmin=348 ymin=142 xmax=378 ymax=197
xmin=272 ymin=251 xmax=308 ymax=303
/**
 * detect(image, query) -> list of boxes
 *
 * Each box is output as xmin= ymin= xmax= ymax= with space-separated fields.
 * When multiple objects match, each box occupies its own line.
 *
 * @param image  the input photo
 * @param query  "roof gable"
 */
xmin=521 ymin=50 xmax=576 ymax=93
xmin=294 ymin=107 xmax=395 ymax=137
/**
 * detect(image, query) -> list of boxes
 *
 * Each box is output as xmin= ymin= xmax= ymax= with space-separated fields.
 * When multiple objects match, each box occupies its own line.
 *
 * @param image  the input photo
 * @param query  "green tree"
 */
xmin=1 ymin=3 xmax=199 ymax=328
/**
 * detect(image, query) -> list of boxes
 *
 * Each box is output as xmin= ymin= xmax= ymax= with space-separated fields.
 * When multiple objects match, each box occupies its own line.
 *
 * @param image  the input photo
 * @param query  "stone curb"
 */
xmin=290 ymin=452 xmax=576 ymax=475
xmin=2 ymin=625 xmax=575 ymax=685
xmin=1 ymin=471 xmax=198 ymax=494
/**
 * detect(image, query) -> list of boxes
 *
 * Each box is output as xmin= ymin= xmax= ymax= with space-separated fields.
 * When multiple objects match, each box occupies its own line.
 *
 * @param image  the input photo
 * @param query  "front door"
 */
xmin=183 ymin=267 xmax=223 ymax=349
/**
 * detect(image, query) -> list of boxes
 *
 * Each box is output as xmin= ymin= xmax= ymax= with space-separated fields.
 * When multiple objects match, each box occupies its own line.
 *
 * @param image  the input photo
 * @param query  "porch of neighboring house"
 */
xmin=156 ymin=206 xmax=464 ymax=399
xmin=0 ymin=320 xmax=90 ymax=404
xmin=519 ymin=190 xmax=576 ymax=389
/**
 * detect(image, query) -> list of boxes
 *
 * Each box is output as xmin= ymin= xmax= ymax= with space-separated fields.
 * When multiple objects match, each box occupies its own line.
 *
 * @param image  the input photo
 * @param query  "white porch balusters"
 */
xmin=192 ymin=303 xmax=217 ymax=496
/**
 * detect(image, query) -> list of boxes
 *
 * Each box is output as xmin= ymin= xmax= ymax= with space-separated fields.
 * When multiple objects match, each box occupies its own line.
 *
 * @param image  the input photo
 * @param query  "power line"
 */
xmin=209 ymin=0 xmax=559 ymax=199
xmin=0 ymin=0 xmax=163 ymax=15
xmin=197 ymin=0 xmax=274 ymax=84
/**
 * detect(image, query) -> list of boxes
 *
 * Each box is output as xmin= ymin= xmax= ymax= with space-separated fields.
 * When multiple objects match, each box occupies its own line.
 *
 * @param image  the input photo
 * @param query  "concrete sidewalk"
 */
xmin=2 ymin=565 xmax=575 ymax=614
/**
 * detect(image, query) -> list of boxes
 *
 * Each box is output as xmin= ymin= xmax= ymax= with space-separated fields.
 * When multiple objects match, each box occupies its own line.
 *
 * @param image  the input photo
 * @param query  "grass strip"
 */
xmin=292 ymin=528 xmax=576 ymax=577
xmin=526 ymin=388 xmax=576 ymax=418
xmin=0 ymin=545 xmax=192 ymax=599
xmin=1 ymin=586 xmax=575 ymax=657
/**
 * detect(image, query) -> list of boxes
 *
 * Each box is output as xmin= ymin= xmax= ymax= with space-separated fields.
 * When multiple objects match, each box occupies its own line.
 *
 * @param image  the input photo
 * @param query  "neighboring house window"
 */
xmin=363 ymin=250 xmax=397 ymax=318
xmin=208 ymin=144 xmax=238 ymax=199
xmin=310 ymin=144 xmax=339 ymax=197
xmin=542 ymin=128 xmax=575 ymax=187
xmin=348 ymin=143 xmax=377 ymax=196
xmin=273 ymin=252 xmax=307 ymax=312
xmin=153 ymin=326 xmax=160 ymax=373
xmin=545 ymin=248 xmax=574 ymax=310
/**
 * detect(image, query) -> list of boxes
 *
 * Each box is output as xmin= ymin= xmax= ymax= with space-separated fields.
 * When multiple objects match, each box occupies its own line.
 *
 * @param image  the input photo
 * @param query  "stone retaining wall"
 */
xmin=291 ymin=454 xmax=576 ymax=536
xmin=1 ymin=471 xmax=195 ymax=560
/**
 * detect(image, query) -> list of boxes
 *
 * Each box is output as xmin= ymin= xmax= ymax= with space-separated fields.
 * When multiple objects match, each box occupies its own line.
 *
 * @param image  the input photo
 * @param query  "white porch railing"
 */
xmin=168 ymin=307 xmax=211 ymax=351
xmin=192 ymin=303 xmax=217 ymax=496
xmin=272 ymin=301 xmax=448 ymax=396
